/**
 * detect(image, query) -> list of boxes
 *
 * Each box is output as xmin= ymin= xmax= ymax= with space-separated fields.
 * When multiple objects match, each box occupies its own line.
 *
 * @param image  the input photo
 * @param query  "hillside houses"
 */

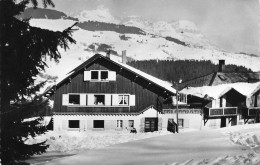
xmin=43 ymin=53 xmax=178 ymax=132
xmin=162 ymin=60 xmax=260 ymax=129
xmin=181 ymin=82 xmax=260 ymax=128
xmin=43 ymin=56 xmax=260 ymax=132
xmin=179 ymin=60 xmax=260 ymax=88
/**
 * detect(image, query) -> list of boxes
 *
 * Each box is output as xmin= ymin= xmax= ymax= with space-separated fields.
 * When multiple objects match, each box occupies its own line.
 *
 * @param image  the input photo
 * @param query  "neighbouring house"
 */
xmin=181 ymin=82 xmax=260 ymax=128
xmin=179 ymin=60 xmax=260 ymax=89
xmin=161 ymin=59 xmax=260 ymax=129
xmin=43 ymin=53 xmax=177 ymax=132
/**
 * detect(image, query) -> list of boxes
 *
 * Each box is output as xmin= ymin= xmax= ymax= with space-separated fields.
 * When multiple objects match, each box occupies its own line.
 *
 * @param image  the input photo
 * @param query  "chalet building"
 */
xmin=43 ymin=53 xmax=177 ymax=132
xmin=160 ymin=60 xmax=260 ymax=129
xmin=181 ymin=82 xmax=260 ymax=128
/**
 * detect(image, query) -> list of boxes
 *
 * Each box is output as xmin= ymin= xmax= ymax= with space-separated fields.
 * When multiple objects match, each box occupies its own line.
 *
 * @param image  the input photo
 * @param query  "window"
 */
xmin=178 ymin=119 xmax=184 ymax=128
xmin=93 ymin=120 xmax=104 ymax=128
xmin=94 ymin=95 xmax=105 ymax=105
xmin=69 ymin=94 xmax=80 ymax=104
xmin=117 ymin=120 xmax=123 ymax=128
xmin=129 ymin=120 xmax=134 ymax=127
xmin=101 ymin=71 xmax=108 ymax=80
xmin=91 ymin=71 xmax=99 ymax=80
xmin=69 ymin=120 xmax=80 ymax=128
xmin=84 ymin=70 xmax=116 ymax=81
xmin=177 ymin=93 xmax=187 ymax=104
xmin=118 ymin=95 xmax=129 ymax=105
xmin=91 ymin=70 xmax=108 ymax=81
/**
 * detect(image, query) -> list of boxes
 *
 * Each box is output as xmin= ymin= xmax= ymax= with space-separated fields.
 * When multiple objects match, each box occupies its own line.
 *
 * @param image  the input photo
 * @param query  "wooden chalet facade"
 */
xmin=181 ymin=82 xmax=260 ymax=128
xmin=44 ymin=54 xmax=176 ymax=132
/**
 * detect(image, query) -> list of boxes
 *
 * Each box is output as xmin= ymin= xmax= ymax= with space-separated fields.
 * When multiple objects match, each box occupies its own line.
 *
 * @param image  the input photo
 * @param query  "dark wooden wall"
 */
xmin=52 ymin=60 xmax=162 ymax=113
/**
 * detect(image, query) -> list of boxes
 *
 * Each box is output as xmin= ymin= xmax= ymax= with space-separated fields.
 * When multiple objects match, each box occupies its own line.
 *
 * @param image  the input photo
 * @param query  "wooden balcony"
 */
xmin=245 ymin=107 xmax=260 ymax=116
xmin=204 ymin=107 xmax=237 ymax=117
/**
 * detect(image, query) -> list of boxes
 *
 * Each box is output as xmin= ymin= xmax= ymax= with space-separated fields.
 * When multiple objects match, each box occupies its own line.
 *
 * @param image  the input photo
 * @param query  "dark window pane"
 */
xmin=94 ymin=95 xmax=105 ymax=105
xmin=69 ymin=95 xmax=80 ymax=104
xmin=101 ymin=71 xmax=108 ymax=80
xmin=91 ymin=71 xmax=99 ymax=80
xmin=93 ymin=120 xmax=104 ymax=128
xmin=69 ymin=120 xmax=80 ymax=128
xmin=178 ymin=119 xmax=184 ymax=127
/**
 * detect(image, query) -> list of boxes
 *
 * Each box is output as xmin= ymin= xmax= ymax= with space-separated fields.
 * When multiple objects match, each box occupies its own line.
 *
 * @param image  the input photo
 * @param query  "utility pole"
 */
xmin=174 ymin=79 xmax=182 ymax=133
xmin=176 ymin=89 xmax=179 ymax=133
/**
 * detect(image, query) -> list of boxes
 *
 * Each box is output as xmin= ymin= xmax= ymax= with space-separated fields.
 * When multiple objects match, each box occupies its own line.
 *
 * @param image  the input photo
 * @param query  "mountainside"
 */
xmin=21 ymin=8 xmax=260 ymax=85
xmin=18 ymin=7 xmax=67 ymax=19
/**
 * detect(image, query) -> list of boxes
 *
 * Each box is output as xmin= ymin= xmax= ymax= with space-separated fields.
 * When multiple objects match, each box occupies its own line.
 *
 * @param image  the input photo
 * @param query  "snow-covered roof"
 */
xmin=43 ymin=54 xmax=176 ymax=96
xmin=110 ymin=57 xmax=176 ymax=94
xmin=181 ymin=82 xmax=260 ymax=99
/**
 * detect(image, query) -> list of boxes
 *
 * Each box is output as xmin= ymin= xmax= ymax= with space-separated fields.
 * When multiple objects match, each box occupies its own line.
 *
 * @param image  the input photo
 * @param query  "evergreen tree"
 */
xmin=0 ymin=0 xmax=76 ymax=164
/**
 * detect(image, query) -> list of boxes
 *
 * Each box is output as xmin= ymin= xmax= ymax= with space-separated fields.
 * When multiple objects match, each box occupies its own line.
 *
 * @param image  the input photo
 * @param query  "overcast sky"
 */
xmin=52 ymin=0 xmax=259 ymax=55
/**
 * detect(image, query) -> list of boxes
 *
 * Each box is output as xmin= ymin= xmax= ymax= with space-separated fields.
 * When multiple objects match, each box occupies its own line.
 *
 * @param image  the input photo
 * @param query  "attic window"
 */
xmin=218 ymin=75 xmax=227 ymax=81
xmin=91 ymin=71 xmax=99 ymax=80
xmin=87 ymin=70 xmax=111 ymax=81
xmin=101 ymin=71 xmax=108 ymax=80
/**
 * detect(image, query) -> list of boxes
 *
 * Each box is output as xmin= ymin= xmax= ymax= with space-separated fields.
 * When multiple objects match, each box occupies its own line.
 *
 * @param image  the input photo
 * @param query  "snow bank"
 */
xmin=221 ymin=123 xmax=260 ymax=154
xmin=170 ymin=124 xmax=260 ymax=165
xmin=170 ymin=153 xmax=260 ymax=165
xmin=25 ymin=130 xmax=171 ymax=153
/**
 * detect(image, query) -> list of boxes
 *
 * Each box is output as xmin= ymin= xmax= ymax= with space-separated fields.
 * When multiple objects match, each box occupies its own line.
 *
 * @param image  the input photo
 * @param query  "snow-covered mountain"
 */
xmin=121 ymin=16 xmax=213 ymax=49
xmin=25 ymin=7 xmax=260 ymax=84
xmin=71 ymin=6 xmax=120 ymax=24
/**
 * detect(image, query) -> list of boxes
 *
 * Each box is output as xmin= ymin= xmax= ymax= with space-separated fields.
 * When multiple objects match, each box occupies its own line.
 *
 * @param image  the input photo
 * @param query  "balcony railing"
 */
xmin=246 ymin=107 xmax=260 ymax=116
xmin=206 ymin=107 xmax=237 ymax=117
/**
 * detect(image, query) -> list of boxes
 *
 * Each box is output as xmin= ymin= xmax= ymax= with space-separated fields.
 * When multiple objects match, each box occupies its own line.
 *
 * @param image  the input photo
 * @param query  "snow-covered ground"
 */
xmin=26 ymin=124 xmax=260 ymax=165
xmin=170 ymin=124 xmax=260 ymax=165
xmin=25 ymin=130 xmax=171 ymax=153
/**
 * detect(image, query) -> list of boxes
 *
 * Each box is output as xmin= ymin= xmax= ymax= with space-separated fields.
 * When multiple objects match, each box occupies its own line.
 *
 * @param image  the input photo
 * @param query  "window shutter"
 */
xmin=212 ymin=100 xmax=216 ymax=108
xmin=108 ymin=71 xmax=116 ymax=81
xmin=62 ymin=94 xmax=69 ymax=106
xmin=250 ymin=96 xmax=255 ymax=107
xmin=80 ymin=94 xmax=86 ymax=106
xmin=105 ymin=94 xmax=111 ymax=106
xmin=87 ymin=94 xmax=95 ymax=106
xmin=257 ymin=94 xmax=260 ymax=107
xmin=129 ymin=95 xmax=136 ymax=106
xmin=184 ymin=119 xmax=189 ymax=128
xmin=172 ymin=96 xmax=177 ymax=105
xmin=215 ymin=99 xmax=220 ymax=108
xmin=222 ymin=96 xmax=226 ymax=107
xmin=62 ymin=120 xmax=68 ymax=130
xmin=84 ymin=71 xmax=91 ymax=81
xmin=112 ymin=94 xmax=119 ymax=106
xmin=246 ymin=97 xmax=251 ymax=107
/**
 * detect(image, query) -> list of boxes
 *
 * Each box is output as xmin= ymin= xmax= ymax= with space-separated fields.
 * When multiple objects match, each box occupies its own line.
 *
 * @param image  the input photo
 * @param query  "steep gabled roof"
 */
xmin=181 ymin=82 xmax=260 ymax=99
xmin=179 ymin=71 xmax=260 ymax=90
xmin=43 ymin=54 xmax=176 ymax=97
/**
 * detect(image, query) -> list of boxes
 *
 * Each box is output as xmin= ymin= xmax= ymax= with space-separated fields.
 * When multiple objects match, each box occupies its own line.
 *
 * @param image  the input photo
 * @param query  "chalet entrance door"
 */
xmin=145 ymin=118 xmax=158 ymax=132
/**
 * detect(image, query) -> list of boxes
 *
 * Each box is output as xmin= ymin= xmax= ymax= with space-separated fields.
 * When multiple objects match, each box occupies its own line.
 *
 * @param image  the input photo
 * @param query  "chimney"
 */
xmin=122 ymin=50 xmax=127 ymax=64
xmin=218 ymin=60 xmax=225 ymax=72
xmin=106 ymin=49 xmax=111 ymax=59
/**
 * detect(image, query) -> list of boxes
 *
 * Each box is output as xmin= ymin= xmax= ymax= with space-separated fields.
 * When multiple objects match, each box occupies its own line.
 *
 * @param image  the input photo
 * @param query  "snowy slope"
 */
xmin=29 ymin=15 xmax=260 ymax=82
xmin=29 ymin=18 xmax=260 ymax=80
xmin=72 ymin=6 xmax=120 ymax=24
